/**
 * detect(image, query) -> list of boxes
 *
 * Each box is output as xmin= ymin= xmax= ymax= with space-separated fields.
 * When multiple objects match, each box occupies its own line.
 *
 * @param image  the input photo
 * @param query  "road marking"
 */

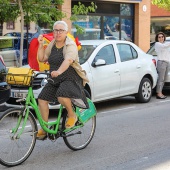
xmin=159 ymin=99 xmax=170 ymax=103
xmin=99 ymin=106 xmax=136 ymax=114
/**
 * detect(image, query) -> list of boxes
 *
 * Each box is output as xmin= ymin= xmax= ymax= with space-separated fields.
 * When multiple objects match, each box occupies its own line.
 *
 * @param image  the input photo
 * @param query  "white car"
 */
xmin=147 ymin=37 xmax=170 ymax=89
xmin=5 ymin=40 xmax=158 ymax=109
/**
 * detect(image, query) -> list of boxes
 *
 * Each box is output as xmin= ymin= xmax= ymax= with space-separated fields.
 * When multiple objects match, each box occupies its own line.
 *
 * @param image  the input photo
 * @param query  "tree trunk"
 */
xmin=18 ymin=0 xmax=24 ymax=67
xmin=0 ymin=20 xmax=3 ymax=36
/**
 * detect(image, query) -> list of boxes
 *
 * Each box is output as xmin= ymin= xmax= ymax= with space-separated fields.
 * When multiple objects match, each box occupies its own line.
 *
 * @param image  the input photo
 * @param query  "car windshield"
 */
xmin=78 ymin=45 xmax=96 ymax=64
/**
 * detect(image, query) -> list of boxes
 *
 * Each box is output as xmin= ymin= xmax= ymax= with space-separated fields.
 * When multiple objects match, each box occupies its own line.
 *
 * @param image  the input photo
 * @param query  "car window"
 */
xmin=117 ymin=43 xmax=137 ymax=62
xmin=0 ymin=38 xmax=14 ymax=50
xmin=79 ymin=45 xmax=96 ymax=64
xmin=95 ymin=44 xmax=116 ymax=65
xmin=147 ymin=45 xmax=157 ymax=56
xmin=131 ymin=46 xmax=138 ymax=58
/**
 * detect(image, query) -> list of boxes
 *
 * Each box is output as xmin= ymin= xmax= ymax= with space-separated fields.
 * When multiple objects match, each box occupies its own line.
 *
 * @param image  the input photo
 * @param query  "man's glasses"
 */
xmin=53 ymin=29 xmax=66 ymax=34
xmin=158 ymin=35 xmax=164 ymax=39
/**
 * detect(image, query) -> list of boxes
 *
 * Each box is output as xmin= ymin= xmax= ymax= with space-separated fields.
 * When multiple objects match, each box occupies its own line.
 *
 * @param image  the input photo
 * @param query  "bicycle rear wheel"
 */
xmin=0 ymin=108 xmax=37 ymax=167
xmin=62 ymin=111 xmax=96 ymax=151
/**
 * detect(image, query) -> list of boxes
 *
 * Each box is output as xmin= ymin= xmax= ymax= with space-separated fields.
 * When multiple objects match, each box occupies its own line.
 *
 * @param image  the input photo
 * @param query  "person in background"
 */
xmin=37 ymin=21 xmax=89 ymax=140
xmin=155 ymin=32 xmax=170 ymax=99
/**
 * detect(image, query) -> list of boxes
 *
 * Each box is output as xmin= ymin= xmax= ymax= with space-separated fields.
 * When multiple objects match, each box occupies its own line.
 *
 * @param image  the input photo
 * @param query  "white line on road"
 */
xmin=159 ymin=99 xmax=170 ymax=103
xmin=99 ymin=106 xmax=136 ymax=114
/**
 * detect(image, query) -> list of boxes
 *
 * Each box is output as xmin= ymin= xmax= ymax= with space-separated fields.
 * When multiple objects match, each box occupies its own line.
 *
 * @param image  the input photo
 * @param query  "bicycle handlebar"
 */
xmin=35 ymin=70 xmax=55 ymax=84
xmin=34 ymin=70 xmax=50 ymax=78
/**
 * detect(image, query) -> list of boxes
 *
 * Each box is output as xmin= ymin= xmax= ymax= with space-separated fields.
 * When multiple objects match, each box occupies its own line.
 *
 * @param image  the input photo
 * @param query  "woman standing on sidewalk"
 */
xmin=155 ymin=32 xmax=170 ymax=99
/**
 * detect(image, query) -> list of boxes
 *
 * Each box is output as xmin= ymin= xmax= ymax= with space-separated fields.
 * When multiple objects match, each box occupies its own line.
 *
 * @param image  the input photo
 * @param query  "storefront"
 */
xmin=62 ymin=0 xmax=150 ymax=52
xmin=71 ymin=1 xmax=135 ymax=42
xmin=151 ymin=4 xmax=170 ymax=42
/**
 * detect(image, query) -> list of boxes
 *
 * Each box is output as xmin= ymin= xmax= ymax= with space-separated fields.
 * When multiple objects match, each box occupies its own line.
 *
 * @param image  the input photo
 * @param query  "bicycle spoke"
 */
xmin=0 ymin=108 xmax=37 ymax=167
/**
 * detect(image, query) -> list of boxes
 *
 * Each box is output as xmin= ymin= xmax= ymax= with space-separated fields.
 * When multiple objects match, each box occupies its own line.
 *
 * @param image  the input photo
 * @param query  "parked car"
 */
xmin=40 ymin=29 xmax=52 ymax=34
xmin=0 ymin=36 xmax=28 ymax=66
xmin=4 ymin=32 xmax=33 ymax=43
xmin=0 ymin=55 xmax=10 ymax=104
xmin=5 ymin=40 xmax=158 ymax=109
xmin=147 ymin=37 xmax=170 ymax=89
xmin=4 ymin=32 xmax=21 ymax=37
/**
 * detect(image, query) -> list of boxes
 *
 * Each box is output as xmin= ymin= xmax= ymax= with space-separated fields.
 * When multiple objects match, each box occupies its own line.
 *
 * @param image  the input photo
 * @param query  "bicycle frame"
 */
xmin=13 ymin=86 xmax=83 ymax=138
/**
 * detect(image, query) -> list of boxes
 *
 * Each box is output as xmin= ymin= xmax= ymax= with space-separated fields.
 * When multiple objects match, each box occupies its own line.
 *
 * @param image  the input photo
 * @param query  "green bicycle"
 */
xmin=0 ymin=69 xmax=97 ymax=167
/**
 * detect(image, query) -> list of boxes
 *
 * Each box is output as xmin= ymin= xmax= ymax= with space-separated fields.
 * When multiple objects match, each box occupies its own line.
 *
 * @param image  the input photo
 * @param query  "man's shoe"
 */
xmin=156 ymin=95 xmax=167 ymax=99
xmin=36 ymin=129 xmax=47 ymax=140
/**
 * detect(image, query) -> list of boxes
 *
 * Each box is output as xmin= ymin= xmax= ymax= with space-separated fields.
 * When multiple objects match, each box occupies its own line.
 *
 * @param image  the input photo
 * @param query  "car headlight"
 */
xmin=41 ymin=79 xmax=48 ymax=87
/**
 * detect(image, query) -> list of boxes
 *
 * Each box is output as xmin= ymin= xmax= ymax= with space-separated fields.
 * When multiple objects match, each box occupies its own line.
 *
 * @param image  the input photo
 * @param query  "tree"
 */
xmin=0 ymin=1 xmax=18 ymax=35
xmin=152 ymin=0 xmax=170 ymax=11
xmin=0 ymin=0 xmax=96 ymax=66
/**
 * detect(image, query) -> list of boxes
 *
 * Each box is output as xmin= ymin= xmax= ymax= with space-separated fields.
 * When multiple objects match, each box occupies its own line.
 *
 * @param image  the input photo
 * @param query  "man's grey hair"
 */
xmin=53 ymin=21 xmax=68 ymax=31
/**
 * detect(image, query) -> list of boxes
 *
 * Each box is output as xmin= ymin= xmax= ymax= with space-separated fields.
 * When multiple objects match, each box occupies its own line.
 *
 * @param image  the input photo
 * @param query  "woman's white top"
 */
xmin=155 ymin=42 xmax=170 ymax=62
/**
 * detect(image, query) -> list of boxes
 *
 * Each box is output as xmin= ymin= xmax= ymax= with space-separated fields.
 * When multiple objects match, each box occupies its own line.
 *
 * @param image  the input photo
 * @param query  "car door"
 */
xmin=116 ymin=43 xmax=141 ymax=95
xmin=90 ymin=44 xmax=120 ymax=101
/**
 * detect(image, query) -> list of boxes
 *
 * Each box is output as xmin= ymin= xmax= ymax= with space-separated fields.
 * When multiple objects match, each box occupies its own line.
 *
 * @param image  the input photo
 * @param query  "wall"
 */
xmin=151 ymin=4 xmax=170 ymax=17
xmin=65 ymin=0 xmax=150 ymax=52
xmin=2 ymin=0 xmax=151 ymax=52
xmin=134 ymin=0 xmax=150 ymax=52
xmin=61 ymin=0 xmax=72 ymax=33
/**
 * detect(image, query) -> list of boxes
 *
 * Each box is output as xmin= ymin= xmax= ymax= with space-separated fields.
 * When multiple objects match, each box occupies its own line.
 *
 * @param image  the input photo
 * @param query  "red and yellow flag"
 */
xmin=28 ymin=33 xmax=81 ymax=71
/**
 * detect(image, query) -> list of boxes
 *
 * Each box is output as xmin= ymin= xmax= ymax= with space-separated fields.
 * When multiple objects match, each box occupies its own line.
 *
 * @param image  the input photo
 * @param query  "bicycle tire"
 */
xmin=62 ymin=110 xmax=96 ymax=151
xmin=0 ymin=108 xmax=37 ymax=167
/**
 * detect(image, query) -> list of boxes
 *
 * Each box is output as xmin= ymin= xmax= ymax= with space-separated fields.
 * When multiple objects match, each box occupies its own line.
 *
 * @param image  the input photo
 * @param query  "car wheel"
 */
xmin=135 ymin=77 xmax=152 ymax=103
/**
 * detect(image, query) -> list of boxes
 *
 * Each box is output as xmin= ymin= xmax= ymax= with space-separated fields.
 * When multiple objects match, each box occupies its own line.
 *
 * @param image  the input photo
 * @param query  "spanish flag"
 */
xmin=28 ymin=33 xmax=81 ymax=71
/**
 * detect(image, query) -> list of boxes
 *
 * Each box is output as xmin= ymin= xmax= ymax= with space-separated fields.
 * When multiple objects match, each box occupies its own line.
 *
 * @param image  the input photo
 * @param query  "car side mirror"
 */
xmin=92 ymin=59 xmax=106 ymax=67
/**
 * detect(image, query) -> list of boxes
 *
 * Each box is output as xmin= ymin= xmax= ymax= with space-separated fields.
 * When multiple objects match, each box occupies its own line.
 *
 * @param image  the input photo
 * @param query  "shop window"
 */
xmin=72 ymin=1 xmax=120 ymax=15
xmin=6 ymin=21 xmax=15 ymax=30
xmin=121 ymin=19 xmax=133 ymax=41
xmin=71 ymin=2 xmax=134 ymax=42
xmin=120 ymin=4 xmax=134 ymax=16
xmin=150 ymin=18 xmax=170 ymax=42
xmin=96 ymin=3 xmax=120 ymax=14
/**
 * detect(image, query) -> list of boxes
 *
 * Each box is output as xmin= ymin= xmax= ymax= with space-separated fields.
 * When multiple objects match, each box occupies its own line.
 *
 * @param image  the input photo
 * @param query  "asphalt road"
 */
xmin=1 ymin=92 xmax=170 ymax=170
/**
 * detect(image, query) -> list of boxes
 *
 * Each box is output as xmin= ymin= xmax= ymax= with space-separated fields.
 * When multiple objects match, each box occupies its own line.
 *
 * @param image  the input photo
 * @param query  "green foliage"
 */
xmin=0 ymin=1 xmax=19 ymax=22
xmin=71 ymin=2 xmax=97 ymax=20
xmin=152 ymin=0 xmax=170 ymax=11
xmin=0 ymin=0 xmax=96 ymax=66
xmin=0 ymin=0 xmax=96 ymax=30
xmin=71 ymin=2 xmax=97 ymax=34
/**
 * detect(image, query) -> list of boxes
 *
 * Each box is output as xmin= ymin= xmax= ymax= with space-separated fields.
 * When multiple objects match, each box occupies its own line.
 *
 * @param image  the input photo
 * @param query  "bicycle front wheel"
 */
xmin=0 ymin=108 xmax=37 ymax=167
xmin=63 ymin=111 xmax=96 ymax=151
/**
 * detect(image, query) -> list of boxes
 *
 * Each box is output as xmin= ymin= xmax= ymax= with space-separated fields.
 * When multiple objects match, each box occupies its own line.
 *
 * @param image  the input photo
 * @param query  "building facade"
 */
xmin=151 ymin=4 xmax=170 ymax=42
xmin=62 ymin=0 xmax=150 ymax=52
xmin=3 ymin=0 xmax=151 ymax=52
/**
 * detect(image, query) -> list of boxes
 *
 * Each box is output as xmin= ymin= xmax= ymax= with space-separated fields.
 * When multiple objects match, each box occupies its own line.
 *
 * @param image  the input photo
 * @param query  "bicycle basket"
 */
xmin=76 ymin=98 xmax=97 ymax=123
xmin=6 ymin=67 xmax=34 ymax=86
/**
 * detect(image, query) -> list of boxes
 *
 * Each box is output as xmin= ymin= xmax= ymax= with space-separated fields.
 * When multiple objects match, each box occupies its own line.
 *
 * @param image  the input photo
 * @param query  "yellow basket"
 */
xmin=6 ymin=67 xmax=34 ymax=86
